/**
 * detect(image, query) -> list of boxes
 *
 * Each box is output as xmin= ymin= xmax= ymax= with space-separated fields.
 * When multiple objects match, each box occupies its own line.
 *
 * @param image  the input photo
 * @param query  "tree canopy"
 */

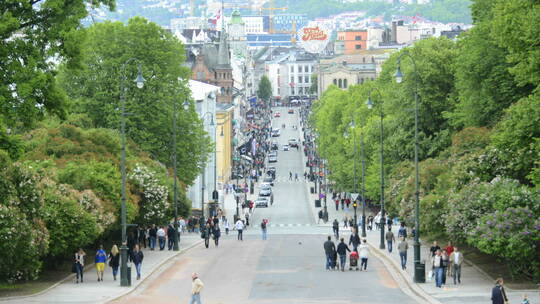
xmin=257 ymin=75 xmax=272 ymax=102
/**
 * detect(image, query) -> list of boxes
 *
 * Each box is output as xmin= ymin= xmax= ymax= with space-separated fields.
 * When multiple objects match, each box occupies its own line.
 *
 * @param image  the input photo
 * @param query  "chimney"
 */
xmin=391 ymin=21 xmax=397 ymax=43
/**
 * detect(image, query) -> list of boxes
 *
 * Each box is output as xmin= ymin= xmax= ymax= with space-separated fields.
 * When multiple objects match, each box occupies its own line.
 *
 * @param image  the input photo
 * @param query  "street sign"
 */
xmin=350 ymin=193 xmax=360 ymax=201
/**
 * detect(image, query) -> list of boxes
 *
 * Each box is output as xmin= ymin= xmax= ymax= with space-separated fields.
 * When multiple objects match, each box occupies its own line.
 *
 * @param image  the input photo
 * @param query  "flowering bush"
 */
xmin=469 ymin=207 xmax=540 ymax=279
xmin=130 ymin=164 xmax=171 ymax=225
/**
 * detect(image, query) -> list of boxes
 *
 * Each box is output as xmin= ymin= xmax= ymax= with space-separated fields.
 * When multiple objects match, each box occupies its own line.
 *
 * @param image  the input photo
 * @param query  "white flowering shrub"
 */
xmin=129 ymin=164 xmax=171 ymax=225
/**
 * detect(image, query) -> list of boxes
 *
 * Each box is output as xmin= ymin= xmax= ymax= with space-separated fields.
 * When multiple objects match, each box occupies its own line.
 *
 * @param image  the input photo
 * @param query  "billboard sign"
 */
xmin=297 ymin=25 xmax=330 ymax=54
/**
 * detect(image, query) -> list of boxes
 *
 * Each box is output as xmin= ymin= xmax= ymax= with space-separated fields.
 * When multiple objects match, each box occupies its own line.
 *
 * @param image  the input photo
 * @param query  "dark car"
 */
xmin=271 ymin=141 xmax=279 ymax=150
xmin=288 ymin=109 xmax=294 ymax=114
xmin=263 ymin=176 xmax=274 ymax=186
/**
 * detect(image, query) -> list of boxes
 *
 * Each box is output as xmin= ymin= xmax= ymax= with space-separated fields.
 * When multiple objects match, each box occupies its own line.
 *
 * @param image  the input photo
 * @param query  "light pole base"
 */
xmin=414 ymin=262 xmax=426 ymax=283
xmin=120 ymin=244 xmax=130 ymax=287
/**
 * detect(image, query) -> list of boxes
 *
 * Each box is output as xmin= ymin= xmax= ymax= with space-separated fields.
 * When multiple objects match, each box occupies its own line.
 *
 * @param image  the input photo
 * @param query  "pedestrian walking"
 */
xmin=224 ymin=219 xmax=230 ymax=235
xmin=398 ymin=237 xmax=409 ymax=270
xmin=95 ymin=245 xmax=107 ymax=282
xmin=108 ymin=245 xmax=120 ymax=281
xmin=189 ymin=273 xmax=204 ymax=304
xmin=343 ymin=216 xmax=349 ymax=228
xmin=336 ymin=238 xmax=351 ymax=272
xmin=149 ymin=224 xmax=157 ymax=250
xmin=385 ymin=227 xmax=396 ymax=253
xmin=295 ymin=173 xmax=298 ymax=181
xmin=433 ymin=249 xmax=444 ymax=288
xmin=335 ymin=199 xmax=339 ymax=211
xmin=245 ymin=213 xmax=250 ymax=227
xmin=323 ymin=236 xmax=336 ymax=270
xmin=157 ymin=226 xmax=166 ymax=250
xmin=131 ymin=244 xmax=144 ymax=280
xmin=167 ymin=224 xmax=175 ymax=250
xmin=332 ymin=219 xmax=339 ymax=240
xmin=138 ymin=226 xmax=147 ymax=248
xmin=449 ymin=246 xmax=463 ymax=284
xmin=235 ymin=218 xmax=244 ymax=241
xmin=348 ymin=230 xmax=360 ymax=251
xmin=441 ymin=249 xmax=449 ymax=285
xmin=398 ymin=222 xmax=407 ymax=239
xmin=74 ymin=248 xmax=85 ymax=283
xmin=445 ymin=241 xmax=455 ymax=277
xmin=289 ymin=171 xmax=292 ymax=180
xmin=212 ymin=225 xmax=221 ymax=247
xmin=202 ymin=223 xmax=211 ymax=248
xmin=261 ymin=219 xmax=268 ymax=240
xmin=368 ymin=215 xmax=374 ymax=231
xmin=491 ymin=278 xmax=508 ymax=304
xmin=318 ymin=209 xmax=323 ymax=224
xmin=358 ymin=239 xmax=369 ymax=271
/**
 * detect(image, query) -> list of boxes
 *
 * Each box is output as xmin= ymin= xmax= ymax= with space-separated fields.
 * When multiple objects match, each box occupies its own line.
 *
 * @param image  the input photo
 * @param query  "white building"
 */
xmin=187 ymin=80 xmax=219 ymax=213
xmin=265 ymin=49 xmax=317 ymax=99
xmin=224 ymin=15 xmax=265 ymax=34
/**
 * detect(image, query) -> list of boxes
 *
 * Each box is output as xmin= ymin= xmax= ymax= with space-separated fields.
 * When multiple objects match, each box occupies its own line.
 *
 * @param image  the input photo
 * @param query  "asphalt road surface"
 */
xmin=112 ymin=107 xmax=418 ymax=304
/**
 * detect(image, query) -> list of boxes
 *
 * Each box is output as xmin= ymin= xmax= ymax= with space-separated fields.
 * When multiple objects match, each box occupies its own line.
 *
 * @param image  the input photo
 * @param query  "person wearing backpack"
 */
xmin=398 ymin=222 xmax=407 ymax=239
xmin=261 ymin=219 xmax=268 ymax=240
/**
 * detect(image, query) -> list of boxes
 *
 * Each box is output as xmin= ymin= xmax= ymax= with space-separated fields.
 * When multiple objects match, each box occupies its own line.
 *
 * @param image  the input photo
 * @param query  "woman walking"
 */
xmin=108 ymin=245 xmax=120 ymax=281
xmin=74 ymin=248 xmax=86 ymax=283
xmin=212 ymin=225 xmax=221 ymax=247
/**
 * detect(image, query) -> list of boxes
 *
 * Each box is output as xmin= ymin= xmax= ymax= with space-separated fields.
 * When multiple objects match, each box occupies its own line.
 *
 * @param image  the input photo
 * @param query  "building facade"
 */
xmin=336 ymin=30 xmax=368 ymax=54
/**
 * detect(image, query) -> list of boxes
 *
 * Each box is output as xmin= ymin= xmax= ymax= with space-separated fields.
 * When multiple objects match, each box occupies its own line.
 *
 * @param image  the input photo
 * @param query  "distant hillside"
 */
xmin=273 ymin=0 xmax=472 ymax=24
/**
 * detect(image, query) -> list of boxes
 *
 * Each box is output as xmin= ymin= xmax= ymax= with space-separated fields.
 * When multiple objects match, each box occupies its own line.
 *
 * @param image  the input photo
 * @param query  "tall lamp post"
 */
xmin=394 ymin=50 xmax=424 ymax=283
xmin=200 ymin=112 xmax=215 ymax=222
xmin=171 ymin=99 xmax=190 ymax=251
xmin=345 ymin=119 xmax=358 ymax=231
xmin=120 ymin=59 xmax=145 ymax=287
xmin=366 ymin=88 xmax=384 ymax=249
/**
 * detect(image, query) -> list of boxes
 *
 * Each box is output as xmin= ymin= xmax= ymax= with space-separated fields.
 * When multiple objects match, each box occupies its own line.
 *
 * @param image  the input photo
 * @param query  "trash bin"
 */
xmin=127 ymin=265 xmax=132 ymax=286
xmin=414 ymin=262 xmax=426 ymax=283
xmin=310 ymin=187 xmax=315 ymax=194
xmin=315 ymin=199 xmax=321 ymax=207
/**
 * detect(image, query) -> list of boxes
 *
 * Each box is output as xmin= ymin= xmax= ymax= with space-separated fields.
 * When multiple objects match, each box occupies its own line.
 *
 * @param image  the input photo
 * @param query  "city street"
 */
xmin=111 ymin=108 xmax=419 ymax=304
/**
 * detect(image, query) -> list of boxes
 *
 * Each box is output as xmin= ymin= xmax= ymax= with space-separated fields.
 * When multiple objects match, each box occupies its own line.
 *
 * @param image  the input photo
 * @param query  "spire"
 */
xmin=217 ymin=0 xmax=230 ymax=67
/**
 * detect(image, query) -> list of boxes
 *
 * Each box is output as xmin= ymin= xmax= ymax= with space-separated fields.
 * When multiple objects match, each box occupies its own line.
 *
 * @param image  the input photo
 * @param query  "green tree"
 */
xmin=0 ymin=0 xmax=114 ymax=130
xmin=58 ymin=17 xmax=211 ymax=185
xmin=257 ymin=75 xmax=272 ymax=102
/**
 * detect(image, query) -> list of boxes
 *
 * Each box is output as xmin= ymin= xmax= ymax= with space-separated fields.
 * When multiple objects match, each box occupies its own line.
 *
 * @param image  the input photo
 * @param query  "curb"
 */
xmin=106 ymin=239 xmax=203 ymax=303
xmin=368 ymin=242 xmax=443 ymax=304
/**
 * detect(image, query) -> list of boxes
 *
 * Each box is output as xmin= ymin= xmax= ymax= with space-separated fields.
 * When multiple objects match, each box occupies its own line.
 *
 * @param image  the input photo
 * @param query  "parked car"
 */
xmin=255 ymin=197 xmax=269 ymax=208
xmin=274 ymin=112 xmax=281 ymax=117
xmin=260 ymin=183 xmax=272 ymax=191
xmin=271 ymin=141 xmax=279 ymax=150
xmin=231 ymin=172 xmax=244 ymax=180
xmin=268 ymin=154 xmax=277 ymax=163
xmin=263 ymin=176 xmax=274 ymax=186
xmin=288 ymin=139 xmax=298 ymax=147
xmin=271 ymin=128 xmax=281 ymax=137
xmin=266 ymin=166 xmax=276 ymax=175
xmin=283 ymin=144 xmax=289 ymax=151
xmin=288 ymin=109 xmax=294 ymax=114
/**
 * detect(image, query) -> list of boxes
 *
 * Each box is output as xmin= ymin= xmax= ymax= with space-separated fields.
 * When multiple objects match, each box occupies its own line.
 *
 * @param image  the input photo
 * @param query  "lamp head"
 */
xmin=394 ymin=65 xmax=403 ymax=84
xmin=366 ymin=96 xmax=374 ymax=109
xmin=182 ymin=101 xmax=190 ymax=111
xmin=135 ymin=64 xmax=145 ymax=89
xmin=209 ymin=115 xmax=215 ymax=126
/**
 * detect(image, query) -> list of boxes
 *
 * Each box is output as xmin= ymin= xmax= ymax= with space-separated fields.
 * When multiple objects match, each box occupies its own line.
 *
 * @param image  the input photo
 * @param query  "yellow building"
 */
xmin=216 ymin=103 xmax=234 ymax=187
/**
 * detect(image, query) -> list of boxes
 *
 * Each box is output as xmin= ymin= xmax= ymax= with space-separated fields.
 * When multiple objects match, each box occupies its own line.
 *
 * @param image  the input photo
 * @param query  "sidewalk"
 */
xmin=1 ymin=235 xmax=202 ymax=304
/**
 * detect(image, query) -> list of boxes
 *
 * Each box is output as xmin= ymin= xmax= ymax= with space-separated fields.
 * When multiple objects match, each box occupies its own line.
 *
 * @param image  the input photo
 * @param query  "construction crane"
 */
xmin=259 ymin=0 xmax=287 ymax=34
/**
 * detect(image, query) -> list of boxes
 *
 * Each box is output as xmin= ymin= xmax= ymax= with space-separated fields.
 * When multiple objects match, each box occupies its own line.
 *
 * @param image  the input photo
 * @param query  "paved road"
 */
xmin=112 ymin=107 xmax=418 ymax=304
xmin=112 ymin=234 xmax=417 ymax=304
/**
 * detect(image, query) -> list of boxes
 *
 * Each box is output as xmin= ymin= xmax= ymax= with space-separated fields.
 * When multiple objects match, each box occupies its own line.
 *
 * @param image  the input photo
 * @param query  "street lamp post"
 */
xmin=367 ymin=88 xmax=385 ymax=249
xmin=395 ymin=51 xmax=423 ymax=283
xmin=120 ymin=59 xmax=145 ymax=287
xmin=200 ymin=112 xmax=215 ymax=222
xmin=171 ymin=99 xmax=190 ymax=251
xmin=345 ymin=120 xmax=358 ymax=230
xmin=360 ymin=124 xmax=367 ymax=238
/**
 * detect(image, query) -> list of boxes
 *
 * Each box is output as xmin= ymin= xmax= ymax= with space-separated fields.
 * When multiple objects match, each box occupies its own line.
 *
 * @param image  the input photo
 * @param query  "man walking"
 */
xmin=398 ymin=237 xmax=409 ymax=270
xmin=95 ymin=245 xmax=107 ymax=282
xmin=167 ymin=224 xmax=175 ymax=250
xmin=149 ymin=224 xmax=157 ymax=250
xmin=336 ymin=238 xmax=351 ymax=272
xmin=190 ymin=273 xmax=204 ymax=304
xmin=358 ymin=239 xmax=369 ymax=271
xmin=449 ymin=246 xmax=464 ymax=284
xmin=157 ymin=226 xmax=166 ymax=251
xmin=348 ymin=230 xmax=361 ymax=251
xmin=385 ymin=227 xmax=396 ymax=253
xmin=323 ymin=236 xmax=336 ymax=270
xmin=332 ymin=219 xmax=339 ymax=240
xmin=318 ymin=209 xmax=323 ymax=224
xmin=433 ymin=249 xmax=444 ymax=288
xmin=261 ymin=219 xmax=268 ymax=240
xmin=235 ymin=218 xmax=244 ymax=241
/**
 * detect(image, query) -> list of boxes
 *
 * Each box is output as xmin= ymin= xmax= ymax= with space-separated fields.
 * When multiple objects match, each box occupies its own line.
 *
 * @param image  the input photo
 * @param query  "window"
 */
xmin=298 ymin=87 xmax=303 ymax=94
xmin=277 ymin=68 xmax=280 ymax=75
xmin=333 ymin=79 xmax=337 ymax=85
xmin=298 ymin=76 xmax=302 ymax=84
xmin=290 ymin=76 xmax=294 ymax=84
xmin=298 ymin=65 xmax=302 ymax=73
xmin=338 ymin=79 xmax=342 ymax=88
xmin=344 ymin=79 xmax=348 ymax=88
xmin=290 ymin=65 xmax=294 ymax=73
xmin=355 ymin=35 xmax=361 ymax=41
xmin=305 ymin=76 xmax=309 ymax=83
xmin=355 ymin=44 xmax=361 ymax=50
xmin=197 ymin=71 xmax=204 ymax=79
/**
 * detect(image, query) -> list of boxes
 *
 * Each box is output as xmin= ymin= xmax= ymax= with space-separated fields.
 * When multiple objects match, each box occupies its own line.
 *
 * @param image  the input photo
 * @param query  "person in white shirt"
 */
xmin=235 ymin=219 xmax=244 ymax=241
xmin=358 ymin=239 xmax=370 ymax=271
xmin=449 ymin=247 xmax=464 ymax=284
xmin=224 ymin=219 xmax=230 ymax=235
xmin=157 ymin=226 xmax=166 ymax=250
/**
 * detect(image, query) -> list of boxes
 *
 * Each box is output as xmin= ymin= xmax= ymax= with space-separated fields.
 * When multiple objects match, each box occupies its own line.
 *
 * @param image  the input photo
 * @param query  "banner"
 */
xmin=297 ymin=25 xmax=330 ymax=54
